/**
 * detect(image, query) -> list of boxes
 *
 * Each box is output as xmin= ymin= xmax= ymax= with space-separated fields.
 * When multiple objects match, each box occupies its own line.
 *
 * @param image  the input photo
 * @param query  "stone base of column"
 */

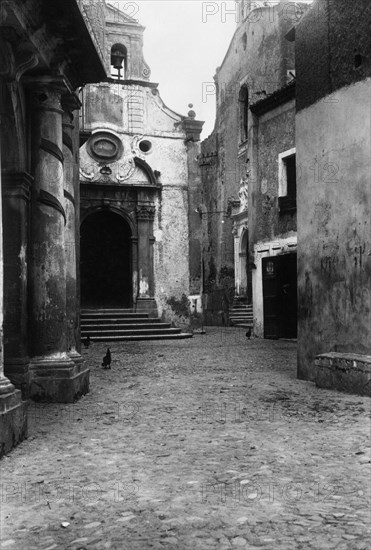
xmin=68 ymin=349 xmax=84 ymax=365
xmin=4 ymin=357 xmax=30 ymax=398
xmin=0 ymin=389 xmax=28 ymax=458
xmin=135 ymin=298 xmax=158 ymax=318
xmin=29 ymin=356 xmax=89 ymax=403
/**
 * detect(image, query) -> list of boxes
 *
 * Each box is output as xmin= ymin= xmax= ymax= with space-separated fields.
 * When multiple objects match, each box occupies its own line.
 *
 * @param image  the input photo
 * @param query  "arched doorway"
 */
xmin=81 ymin=211 xmax=132 ymax=308
xmin=240 ymin=228 xmax=252 ymax=303
xmin=239 ymin=229 xmax=248 ymax=295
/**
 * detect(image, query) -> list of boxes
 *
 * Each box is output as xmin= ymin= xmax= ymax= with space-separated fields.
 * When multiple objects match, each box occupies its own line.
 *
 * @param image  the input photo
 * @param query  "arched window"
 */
xmin=110 ymin=44 xmax=127 ymax=80
xmin=241 ymin=32 xmax=247 ymax=51
xmin=239 ymin=86 xmax=249 ymax=142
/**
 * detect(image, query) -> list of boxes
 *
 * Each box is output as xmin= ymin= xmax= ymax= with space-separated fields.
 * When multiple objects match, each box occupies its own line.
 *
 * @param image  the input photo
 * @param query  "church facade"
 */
xmin=79 ymin=4 xmax=204 ymax=327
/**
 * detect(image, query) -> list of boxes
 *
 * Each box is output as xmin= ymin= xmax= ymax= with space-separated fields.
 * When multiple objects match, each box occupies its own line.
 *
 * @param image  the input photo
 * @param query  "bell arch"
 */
xmin=110 ymin=43 xmax=127 ymax=79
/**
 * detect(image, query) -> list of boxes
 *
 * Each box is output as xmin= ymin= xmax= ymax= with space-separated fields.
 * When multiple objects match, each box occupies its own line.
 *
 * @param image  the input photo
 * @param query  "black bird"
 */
xmin=246 ymin=328 xmax=252 ymax=338
xmin=102 ymin=348 xmax=111 ymax=369
xmin=82 ymin=335 xmax=91 ymax=348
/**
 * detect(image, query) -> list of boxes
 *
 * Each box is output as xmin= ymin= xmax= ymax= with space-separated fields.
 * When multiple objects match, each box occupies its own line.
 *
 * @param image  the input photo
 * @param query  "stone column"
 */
xmin=135 ymin=203 xmax=157 ymax=317
xmin=27 ymin=77 xmax=89 ymax=402
xmin=2 ymin=172 xmax=32 ymax=394
xmin=0 ymin=122 xmax=27 ymax=456
xmin=62 ymin=94 xmax=83 ymax=365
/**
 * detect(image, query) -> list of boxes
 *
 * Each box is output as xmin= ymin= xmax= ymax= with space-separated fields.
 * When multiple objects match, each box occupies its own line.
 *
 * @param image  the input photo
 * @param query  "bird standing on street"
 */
xmin=102 ymin=348 xmax=112 ymax=369
xmin=82 ymin=335 xmax=91 ymax=348
xmin=246 ymin=328 xmax=252 ymax=338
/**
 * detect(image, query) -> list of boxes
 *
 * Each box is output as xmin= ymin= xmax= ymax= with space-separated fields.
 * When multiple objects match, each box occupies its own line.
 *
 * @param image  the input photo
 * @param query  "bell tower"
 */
xmin=105 ymin=2 xmax=151 ymax=81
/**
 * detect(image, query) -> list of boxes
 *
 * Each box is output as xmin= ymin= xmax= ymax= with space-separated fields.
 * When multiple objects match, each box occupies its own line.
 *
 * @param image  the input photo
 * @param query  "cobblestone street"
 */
xmin=1 ymin=328 xmax=370 ymax=550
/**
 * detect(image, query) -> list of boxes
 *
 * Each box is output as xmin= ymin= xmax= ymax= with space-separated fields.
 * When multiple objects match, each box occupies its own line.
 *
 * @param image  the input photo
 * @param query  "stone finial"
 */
xmin=187 ymin=103 xmax=196 ymax=119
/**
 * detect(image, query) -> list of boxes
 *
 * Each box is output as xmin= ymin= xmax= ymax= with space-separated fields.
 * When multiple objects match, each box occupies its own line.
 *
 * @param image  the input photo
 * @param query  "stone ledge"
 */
xmin=0 ymin=390 xmax=28 ymax=458
xmin=29 ymin=367 xmax=90 ymax=403
xmin=315 ymin=353 xmax=371 ymax=396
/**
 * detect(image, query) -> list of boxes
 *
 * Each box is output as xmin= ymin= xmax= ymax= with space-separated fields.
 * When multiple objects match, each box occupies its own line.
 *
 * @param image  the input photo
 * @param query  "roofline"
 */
xmin=106 ymin=2 xmax=145 ymax=30
xmin=250 ymin=81 xmax=295 ymax=115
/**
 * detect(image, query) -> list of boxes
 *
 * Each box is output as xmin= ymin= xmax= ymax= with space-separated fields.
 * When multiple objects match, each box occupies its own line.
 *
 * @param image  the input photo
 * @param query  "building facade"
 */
xmin=200 ymin=0 xmax=304 ymax=326
xmin=79 ymin=3 xmax=204 ymax=328
xmin=295 ymin=0 xmax=371 ymax=393
xmin=0 ymin=0 xmax=106 ymax=455
xmin=248 ymin=82 xmax=297 ymax=339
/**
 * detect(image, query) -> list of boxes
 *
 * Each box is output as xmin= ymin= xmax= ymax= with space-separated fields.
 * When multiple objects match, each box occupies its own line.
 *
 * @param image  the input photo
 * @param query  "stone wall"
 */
xmin=200 ymin=1 xmax=304 ymax=323
xmin=296 ymin=0 xmax=371 ymax=380
xmin=249 ymin=96 xmax=296 ymax=247
xmin=296 ymin=0 xmax=371 ymax=112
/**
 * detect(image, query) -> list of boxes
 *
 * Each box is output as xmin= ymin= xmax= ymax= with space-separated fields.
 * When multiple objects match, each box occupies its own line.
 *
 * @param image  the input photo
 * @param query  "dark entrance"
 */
xmin=81 ymin=211 xmax=132 ymax=308
xmin=245 ymin=231 xmax=253 ymax=304
xmin=262 ymin=253 xmax=297 ymax=339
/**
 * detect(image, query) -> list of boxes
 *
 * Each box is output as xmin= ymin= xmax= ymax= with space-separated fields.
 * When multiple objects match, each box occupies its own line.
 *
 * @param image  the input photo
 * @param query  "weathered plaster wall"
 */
xmin=296 ymin=78 xmax=371 ymax=380
xmin=296 ymin=0 xmax=371 ymax=112
xmin=186 ymin=139 xmax=203 ymax=297
xmin=249 ymin=99 xmax=296 ymax=247
xmin=200 ymin=2 xmax=304 ymax=321
xmin=199 ymin=133 xmax=218 ymax=292
xmin=153 ymin=185 xmax=190 ymax=328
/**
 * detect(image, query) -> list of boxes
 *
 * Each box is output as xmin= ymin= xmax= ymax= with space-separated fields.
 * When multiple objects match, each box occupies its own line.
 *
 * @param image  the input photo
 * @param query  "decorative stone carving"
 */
xmin=0 ymin=34 xmax=39 ymax=82
xmin=80 ymin=165 xmax=95 ymax=181
xmin=116 ymin=158 xmax=136 ymax=183
xmin=136 ymin=205 xmax=156 ymax=221
xmin=238 ymin=177 xmax=249 ymax=211
xmin=142 ymin=62 xmax=151 ymax=80
xmin=87 ymin=131 xmax=123 ymax=162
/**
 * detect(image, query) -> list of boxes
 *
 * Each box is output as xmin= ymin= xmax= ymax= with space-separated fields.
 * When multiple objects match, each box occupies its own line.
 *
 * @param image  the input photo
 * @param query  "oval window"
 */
xmin=93 ymin=138 xmax=117 ymax=159
xmin=87 ymin=132 xmax=123 ymax=162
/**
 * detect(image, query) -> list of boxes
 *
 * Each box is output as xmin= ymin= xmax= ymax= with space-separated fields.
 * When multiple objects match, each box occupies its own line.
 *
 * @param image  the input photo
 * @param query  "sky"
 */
xmin=115 ymin=0 xmax=238 ymax=138
xmin=113 ymin=1 xmax=313 ymax=138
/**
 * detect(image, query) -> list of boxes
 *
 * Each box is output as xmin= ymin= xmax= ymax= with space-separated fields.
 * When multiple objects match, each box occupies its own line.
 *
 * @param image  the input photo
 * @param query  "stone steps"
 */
xmin=81 ymin=309 xmax=193 ymax=342
xmin=81 ymin=317 xmax=166 ymax=327
xmin=229 ymin=300 xmax=253 ymax=327
xmin=82 ymin=327 xmax=181 ymax=337
xmin=81 ymin=322 xmax=170 ymax=330
xmin=81 ymin=333 xmax=193 ymax=342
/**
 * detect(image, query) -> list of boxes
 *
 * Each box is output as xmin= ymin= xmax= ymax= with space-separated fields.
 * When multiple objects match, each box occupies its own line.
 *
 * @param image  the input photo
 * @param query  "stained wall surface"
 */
xmin=296 ymin=0 xmax=371 ymax=380
xmin=200 ymin=2 xmax=301 ymax=321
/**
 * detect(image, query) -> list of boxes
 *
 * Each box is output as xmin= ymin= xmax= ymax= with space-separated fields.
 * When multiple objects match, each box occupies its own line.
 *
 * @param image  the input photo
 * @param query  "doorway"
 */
xmin=80 ymin=211 xmax=132 ymax=308
xmin=262 ymin=253 xmax=297 ymax=339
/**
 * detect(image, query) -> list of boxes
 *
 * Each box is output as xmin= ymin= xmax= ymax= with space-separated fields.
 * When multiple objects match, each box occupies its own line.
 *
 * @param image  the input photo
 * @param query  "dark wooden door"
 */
xmin=278 ymin=253 xmax=297 ymax=338
xmin=262 ymin=253 xmax=297 ymax=339
xmin=262 ymin=256 xmax=280 ymax=339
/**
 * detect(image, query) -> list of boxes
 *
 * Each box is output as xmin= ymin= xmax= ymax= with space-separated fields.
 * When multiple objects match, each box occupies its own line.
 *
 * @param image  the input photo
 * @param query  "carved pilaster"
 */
xmin=135 ymin=204 xmax=156 ymax=301
xmin=62 ymin=93 xmax=83 ymax=365
xmin=136 ymin=205 xmax=156 ymax=221
xmin=26 ymin=77 xmax=89 ymax=402
xmin=1 ymin=172 xmax=33 ymax=391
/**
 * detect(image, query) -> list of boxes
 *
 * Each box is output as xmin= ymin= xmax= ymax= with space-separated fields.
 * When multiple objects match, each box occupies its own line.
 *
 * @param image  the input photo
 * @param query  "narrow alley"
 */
xmin=1 ymin=329 xmax=370 ymax=550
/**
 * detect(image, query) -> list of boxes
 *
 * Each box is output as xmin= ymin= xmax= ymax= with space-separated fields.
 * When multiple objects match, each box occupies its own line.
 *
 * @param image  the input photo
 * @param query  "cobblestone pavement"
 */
xmin=1 ymin=328 xmax=370 ymax=550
